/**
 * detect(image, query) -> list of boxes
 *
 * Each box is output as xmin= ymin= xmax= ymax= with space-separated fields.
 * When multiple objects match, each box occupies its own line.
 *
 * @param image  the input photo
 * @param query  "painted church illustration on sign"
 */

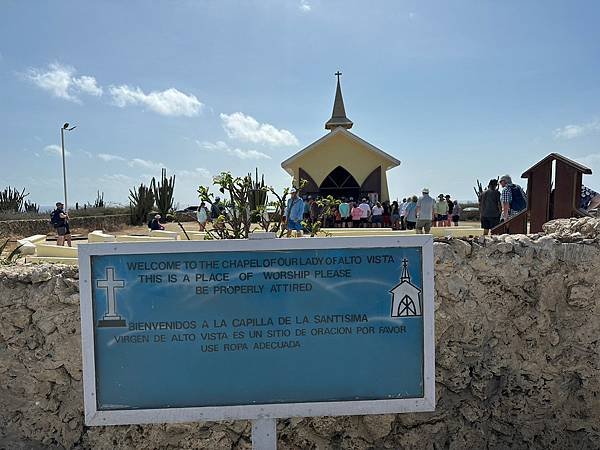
xmin=390 ymin=259 xmax=422 ymax=317
xmin=281 ymin=72 xmax=400 ymax=202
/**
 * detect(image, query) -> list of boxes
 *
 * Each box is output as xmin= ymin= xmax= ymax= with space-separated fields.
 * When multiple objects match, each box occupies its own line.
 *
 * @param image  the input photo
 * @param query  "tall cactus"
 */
xmin=23 ymin=200 xmax=39 ymax=213
xmin=248 ymin=168 xmax=268 ymax=222
xmin=151 ymin=168 xmax=176 ymax=218
xmin=129 ymin=183 xmax=155 ymax=225
xmin=0 ymin=187 xmax=28 ymax=212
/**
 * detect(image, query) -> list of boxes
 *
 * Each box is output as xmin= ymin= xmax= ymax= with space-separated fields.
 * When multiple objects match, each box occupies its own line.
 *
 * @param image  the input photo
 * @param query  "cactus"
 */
xmin=248 ymin=168 xmax=268 ymax=222
xmin=151 ymin=169 xmax=176 ymax=218
xmin=129 ymin=183 xmax=155 ymax=225
xmin=0 ymin=187 xmax=28 ymax=212
xmin=23 ymin=200 xmax=39 ymax=213
xmin=94 ymin=190 xmax=105 ymax=208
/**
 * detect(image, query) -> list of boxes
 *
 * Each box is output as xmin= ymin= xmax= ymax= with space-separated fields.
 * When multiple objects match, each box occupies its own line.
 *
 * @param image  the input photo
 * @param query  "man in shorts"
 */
xmin=284 ymin=188 xmax=304 ymax=237
xmin=415 ymin=188 xmax=435 ymax=234
xmin=50 ymin=202 xmax=71 ymax=247
xmin=434 ymin=194 xmax=449 ymax=227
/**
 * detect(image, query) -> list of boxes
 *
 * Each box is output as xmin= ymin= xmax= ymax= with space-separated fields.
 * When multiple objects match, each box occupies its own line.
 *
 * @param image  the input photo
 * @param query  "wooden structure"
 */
xmin=492 ymin=153 xmax=592 ymax=235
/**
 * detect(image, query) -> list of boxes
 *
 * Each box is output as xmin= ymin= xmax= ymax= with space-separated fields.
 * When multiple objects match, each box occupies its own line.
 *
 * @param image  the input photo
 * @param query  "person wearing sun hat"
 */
xmin=434 ymin=194 xmax=449 ymax=227
xmin=416 ymin=188 xmax=435 ymax=234
xmin=284 ymin=187 xmax=304 ymax=237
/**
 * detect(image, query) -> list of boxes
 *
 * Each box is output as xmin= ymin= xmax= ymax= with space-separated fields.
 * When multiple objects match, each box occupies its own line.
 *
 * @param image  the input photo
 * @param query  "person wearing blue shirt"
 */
xmin=284 ymin=188 xmax=305 ymax=237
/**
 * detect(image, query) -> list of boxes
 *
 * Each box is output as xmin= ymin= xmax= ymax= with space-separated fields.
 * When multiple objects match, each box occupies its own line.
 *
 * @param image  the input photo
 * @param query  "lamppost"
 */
xmin=60 ymin=123 xmax=76 ymax=211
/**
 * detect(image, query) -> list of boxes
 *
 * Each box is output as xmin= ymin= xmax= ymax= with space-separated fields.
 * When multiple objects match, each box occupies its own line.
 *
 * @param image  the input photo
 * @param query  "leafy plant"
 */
xmin=309 ymin=195 xmax=341 ymax=236
xmin=198 ymin=172 xmax=255 ymax=239
xmin=0 ymin=239 xmax=22 ymax=265
xmin=0 ymin=187 xmax=28 ymax=212
xmin=129 ymin=183 xmax=155 ymax=226
xmin=197 ymin=172 xmax=309 ymax=239
xmin=152 ymin=169 xmax=176 ymax=218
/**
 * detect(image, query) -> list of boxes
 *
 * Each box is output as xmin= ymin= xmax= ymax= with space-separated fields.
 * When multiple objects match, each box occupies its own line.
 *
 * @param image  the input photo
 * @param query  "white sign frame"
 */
xmin=79 ymin=235 xmax=435 ymax=426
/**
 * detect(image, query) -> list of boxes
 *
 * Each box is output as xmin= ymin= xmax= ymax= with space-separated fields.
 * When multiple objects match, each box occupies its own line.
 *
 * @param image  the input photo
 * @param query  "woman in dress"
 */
xmin=451 ymin=200 xmax=461 ymax=226
xmin=196 ymin=202 xmax=209 ymax=231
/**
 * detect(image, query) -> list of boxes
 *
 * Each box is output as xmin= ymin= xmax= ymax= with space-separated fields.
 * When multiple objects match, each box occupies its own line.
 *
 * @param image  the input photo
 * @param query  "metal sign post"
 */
xmin=252 ymin=418 xmax=277 ymax=450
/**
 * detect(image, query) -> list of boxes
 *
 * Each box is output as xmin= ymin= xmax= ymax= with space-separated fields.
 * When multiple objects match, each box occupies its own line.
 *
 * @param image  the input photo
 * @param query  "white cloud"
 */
xmin=299 ymin=0 xmax=311 ymax=12
xmin=178 ymin=167 xmax=212 ymax=178
xmin=553 ymin=120 xmax=600 ymax=140
xmin=109 ymin=85 xmax=203 ymax=117
xmin=576 ymin=152 xmax=600 ymax=167
xmin=25 ymin=63 xmax=102 ymax=102
xmin=220 ymin=112 xmax=299 ymax=146
xmin=198 ymin=140 xmax=271 ymax=160
xmin=73 ymin=75 xmax=103 ymax=97
xmin=128 ymin=158 xmax=165 ymax=170
xmin=98 ymin=153 xmax=126 ymax=162
xmin=44 ymin=144 xmax=70 ymax=157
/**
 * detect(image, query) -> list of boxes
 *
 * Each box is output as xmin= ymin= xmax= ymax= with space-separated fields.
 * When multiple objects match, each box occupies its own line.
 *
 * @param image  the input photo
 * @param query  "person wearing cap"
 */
xmin=416 ymin=188 xmax=435 ymax=234
xmin=149 ymin=214 xmax=165 ymax=231
xmin=284 ymin=188 xmax=304 ymax=237
xmin=499 ymin=175 xmax=527 ymax=221
xmin=480 ymin=179 xmax=502 ymax=235
xmin=50 ymin=202 xmax=71 ymax=247
xmin=434 ymin=194 xmax=449 ymax=227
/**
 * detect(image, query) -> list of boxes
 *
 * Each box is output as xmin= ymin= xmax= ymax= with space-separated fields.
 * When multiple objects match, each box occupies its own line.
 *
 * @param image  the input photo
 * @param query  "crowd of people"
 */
xmin=283 ymin=187 xmax=463 ymax=236
xmin=49 ymin=172 xmax=599 ymax=243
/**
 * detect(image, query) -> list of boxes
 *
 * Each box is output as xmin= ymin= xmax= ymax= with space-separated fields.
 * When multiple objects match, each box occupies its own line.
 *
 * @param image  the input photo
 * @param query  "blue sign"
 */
xmin=79 ymin=237 xmax=434 ymax=425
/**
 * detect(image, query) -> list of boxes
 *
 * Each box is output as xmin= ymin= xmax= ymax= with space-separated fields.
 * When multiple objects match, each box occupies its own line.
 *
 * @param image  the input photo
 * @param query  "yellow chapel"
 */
xmin=281 ymin=73 xmax=400 ymax=203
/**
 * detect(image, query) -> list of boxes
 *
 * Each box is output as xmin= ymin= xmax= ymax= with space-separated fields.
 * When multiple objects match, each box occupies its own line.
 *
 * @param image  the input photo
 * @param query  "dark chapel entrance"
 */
xmin=318 ymin=166 xmax=360 ymax=199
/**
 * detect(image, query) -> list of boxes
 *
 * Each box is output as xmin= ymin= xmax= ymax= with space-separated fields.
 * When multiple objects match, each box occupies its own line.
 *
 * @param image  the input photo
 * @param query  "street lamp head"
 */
xmin=62 ymin=123 xmax=77 ymax=131
xmin=63 ymin=123 xmax=69 ymax=129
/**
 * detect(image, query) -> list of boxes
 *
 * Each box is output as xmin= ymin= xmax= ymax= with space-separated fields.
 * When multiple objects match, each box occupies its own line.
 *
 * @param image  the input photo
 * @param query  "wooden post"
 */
xmin=528 ymin=159 xmax=552 ymax=233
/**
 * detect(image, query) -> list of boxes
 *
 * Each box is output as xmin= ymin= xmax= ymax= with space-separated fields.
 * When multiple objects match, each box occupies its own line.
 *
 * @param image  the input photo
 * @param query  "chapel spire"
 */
xmin=325 ymin=71 xmax=353 ymax=131
xmin=400 ymin=258 xmax=411 ymax=282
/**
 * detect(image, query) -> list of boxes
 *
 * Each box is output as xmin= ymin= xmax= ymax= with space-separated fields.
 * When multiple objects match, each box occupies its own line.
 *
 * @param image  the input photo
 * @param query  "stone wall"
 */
xmin=1 ymin=218 xmax=599 ymax=449
xmin=0 ymin=214 xmax=131 ymax=239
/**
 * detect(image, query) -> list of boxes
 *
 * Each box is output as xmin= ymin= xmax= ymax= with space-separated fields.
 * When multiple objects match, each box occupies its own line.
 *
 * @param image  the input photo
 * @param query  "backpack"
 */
xmin=50 ymin=209 xmax=62 ymax=228
xmin=509 ymin=185 xmax=526 ymax=212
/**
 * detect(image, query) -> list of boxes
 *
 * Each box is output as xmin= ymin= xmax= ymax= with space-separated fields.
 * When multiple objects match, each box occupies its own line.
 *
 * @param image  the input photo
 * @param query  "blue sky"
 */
xmin=2 ymin=0 xmax=600 ymax=207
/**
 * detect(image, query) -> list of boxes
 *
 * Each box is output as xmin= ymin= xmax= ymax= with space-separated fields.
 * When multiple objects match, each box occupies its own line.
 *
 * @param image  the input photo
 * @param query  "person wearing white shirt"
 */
xmin=371 ymin=202 xmax=384 ymax=228
xmin=358 ymin=198 xmax=371 ymax=228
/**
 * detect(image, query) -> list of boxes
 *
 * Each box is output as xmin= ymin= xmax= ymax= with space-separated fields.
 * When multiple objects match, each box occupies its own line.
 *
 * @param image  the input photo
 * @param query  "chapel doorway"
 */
xmin=319 ymin=166 xmax=360 ymax=200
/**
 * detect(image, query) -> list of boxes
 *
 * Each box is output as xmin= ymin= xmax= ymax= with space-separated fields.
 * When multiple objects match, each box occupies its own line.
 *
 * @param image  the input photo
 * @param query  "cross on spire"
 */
xmin=400 ymin=258 xmax=411 ymax=282
xmin=335 ymin=71 xmax=342 ymax=81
